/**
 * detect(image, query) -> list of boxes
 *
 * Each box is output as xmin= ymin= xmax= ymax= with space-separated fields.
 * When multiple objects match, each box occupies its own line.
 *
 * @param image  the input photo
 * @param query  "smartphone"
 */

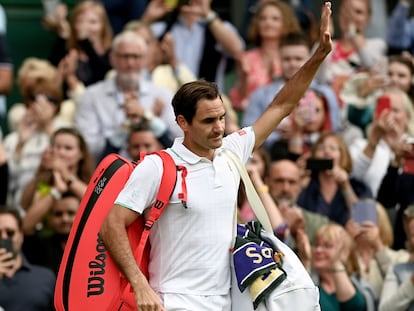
xmin=305 ymin=158 xmax=333 ymax=171
xmin=351 ymin=200 xmax=378 ymax=225
xmin=0 ymin=237 xmax=14 ymax=257
xmin=164 ymin=0 xmax=189 ymax=9
xmin=375 ymin=95 xmax=391 ymax=118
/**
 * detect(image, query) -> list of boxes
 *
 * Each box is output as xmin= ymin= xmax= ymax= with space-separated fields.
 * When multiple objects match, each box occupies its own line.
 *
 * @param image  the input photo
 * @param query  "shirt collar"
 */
xmin=169 ymin=137 xmax=205 ymax=164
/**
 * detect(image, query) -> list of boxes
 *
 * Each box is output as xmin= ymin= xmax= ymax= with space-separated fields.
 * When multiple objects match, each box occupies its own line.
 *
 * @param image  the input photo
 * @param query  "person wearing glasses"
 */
xmin=0 ymin=205 xmax=55 ymax=310
xmin=76 ymin=30 xmax=182 ymax=162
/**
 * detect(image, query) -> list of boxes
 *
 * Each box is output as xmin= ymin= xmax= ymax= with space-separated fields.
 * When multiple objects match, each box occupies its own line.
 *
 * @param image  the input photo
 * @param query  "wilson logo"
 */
xmin=94 ymin=177 xmax=108 ymax=195
xmin=153 ymin=199 xmax=164 ymax=210
xmin=87 ymin=234 xmax=107 ymax=297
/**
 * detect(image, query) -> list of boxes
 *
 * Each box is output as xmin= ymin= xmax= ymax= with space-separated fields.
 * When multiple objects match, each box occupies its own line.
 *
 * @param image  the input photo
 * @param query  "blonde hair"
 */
xmin=17 ymin=57 xmax=61 ymax=102
xmin=17 ymin=57 xmax=58 ymax=87
xmin=377 ymin=202 xmax=394 ymax=247
xmin=248 ymin=0 xmax=302 ymax=46
xmin=67 ymin=0 xmax=113 ymax=51
xmin=315 ymin=223 xmax=360 ymax=275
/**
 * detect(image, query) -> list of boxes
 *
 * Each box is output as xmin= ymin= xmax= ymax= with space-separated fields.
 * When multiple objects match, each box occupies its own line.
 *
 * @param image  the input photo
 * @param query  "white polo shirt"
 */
xmin=115 ymin=127 xmax=255 ymax=295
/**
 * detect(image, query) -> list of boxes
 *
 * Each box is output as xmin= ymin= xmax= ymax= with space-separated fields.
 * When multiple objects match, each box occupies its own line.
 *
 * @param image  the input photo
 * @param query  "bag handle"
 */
xmin=223 ymin=149 xmax=273 ymax=233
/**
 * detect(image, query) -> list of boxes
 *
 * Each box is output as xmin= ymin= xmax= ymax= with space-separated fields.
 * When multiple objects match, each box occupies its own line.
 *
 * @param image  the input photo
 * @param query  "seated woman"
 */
xmin=346 ymin=201 xmax=409 ymax=296
xmin=229 ymin=0 xmax=301 ymax=113
xmin=47 ymin=0 xmax=113 ymax=87
xmin=21 ymin=127 xmax=94 ymax=235
xmin=340 ymin=55 xmax=414 ymax=133
xmin=3 ymin=78 xmax=63 ymax=213
xmin=348 ymin=86 xmax=414 ymax=198
xmin=302 ymin=223 xmax=378 ymax=311
xmin=297 ymin=132 xmax=372 ymax=226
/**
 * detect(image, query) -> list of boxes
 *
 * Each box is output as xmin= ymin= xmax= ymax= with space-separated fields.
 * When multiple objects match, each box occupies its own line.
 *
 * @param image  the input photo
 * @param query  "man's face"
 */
xmin=49 ymin=197 xmax=79 ymax=235
xmin=127 ymin=130 xmax=162 ymax=161
xmin=280 ymin=44 xmax=310 ymax=80
xmin=111 ymin=41 xmax=146 ymax=88
xmin=266 ymin=160 xmax=301 ymax=206
xmin=0 ymin=214 xmax=23 ymax=257
xmin=179 ymin=97 xmax=226 ymax=158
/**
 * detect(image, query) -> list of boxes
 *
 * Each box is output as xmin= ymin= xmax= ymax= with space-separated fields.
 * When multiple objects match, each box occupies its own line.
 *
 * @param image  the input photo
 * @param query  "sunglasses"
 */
xmin=28 ymin=93 xmax=59 ymax=105
xmin=0 ymin=228 xmax=17 ymax=238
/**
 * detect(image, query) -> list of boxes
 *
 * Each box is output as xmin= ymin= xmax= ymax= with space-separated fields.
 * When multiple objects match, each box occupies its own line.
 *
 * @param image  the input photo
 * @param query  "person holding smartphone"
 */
xmin=346 ymin=201 xmax=410 ymax=296
xmin=348 ymin=87 xmax=414 ymax=198
xmin=0 ymin=206 xmax=55 ymax=310
xmin=297 ymin=132 xmax=373 ymax=226
xmin=377 ymin=132 xmax=414 ymax=249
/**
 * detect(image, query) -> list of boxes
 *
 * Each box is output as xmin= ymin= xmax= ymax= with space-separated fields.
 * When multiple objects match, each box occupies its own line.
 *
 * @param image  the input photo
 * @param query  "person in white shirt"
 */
xmin=100 ymin=3 xmax=333 ymax=310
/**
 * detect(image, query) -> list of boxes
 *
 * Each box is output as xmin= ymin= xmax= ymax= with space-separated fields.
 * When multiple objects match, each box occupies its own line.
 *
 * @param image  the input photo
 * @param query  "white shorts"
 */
xmin=161 ymin=292 xmax=231 ymax=311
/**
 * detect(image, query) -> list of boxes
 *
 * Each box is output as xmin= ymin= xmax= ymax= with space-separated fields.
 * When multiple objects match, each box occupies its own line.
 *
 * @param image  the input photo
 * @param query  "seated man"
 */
xmin=0 ymin=205 xmax=55 ymax=310
xmin=266 ymin=158 xmax=331 ymax=246
xmin=123 ymin=122 xmax=165 ymax=162
xmin=23 ymin=193 xmax=80 ymax=275
xmin=76 ymin=30 xmax=181 ymax=162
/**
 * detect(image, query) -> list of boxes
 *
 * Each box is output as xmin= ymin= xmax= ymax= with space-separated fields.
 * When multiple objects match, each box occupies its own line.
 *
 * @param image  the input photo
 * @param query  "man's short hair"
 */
xmin=172 ymin=79 xmax=222 ymax=124
xmin=0 ymin=205 xmax=23 ymax=230
xmin=280 ymin=32 xmax=311 ymax=50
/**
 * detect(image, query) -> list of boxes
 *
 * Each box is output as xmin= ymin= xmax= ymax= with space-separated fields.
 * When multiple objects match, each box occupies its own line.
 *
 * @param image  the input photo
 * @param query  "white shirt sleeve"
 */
xmin=115 ymin=155 xmax=164 ymax=214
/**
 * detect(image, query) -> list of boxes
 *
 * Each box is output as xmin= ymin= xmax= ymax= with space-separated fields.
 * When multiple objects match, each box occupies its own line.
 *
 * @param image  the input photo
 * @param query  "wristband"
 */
xmin=50 ymin=187 xmax=62 ymax=200
xmin=205 ymin=11 xmax=218 ymax=26
xmin=143 ymin=110 xmax=154 ymax=122
xmin=257 ymin=185 xmax=269 ymax=194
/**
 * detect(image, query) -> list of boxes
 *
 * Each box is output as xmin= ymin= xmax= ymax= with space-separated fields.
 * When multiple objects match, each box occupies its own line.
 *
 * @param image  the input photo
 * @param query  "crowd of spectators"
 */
xmin=1 ymin=0 xmax=414 ymax=310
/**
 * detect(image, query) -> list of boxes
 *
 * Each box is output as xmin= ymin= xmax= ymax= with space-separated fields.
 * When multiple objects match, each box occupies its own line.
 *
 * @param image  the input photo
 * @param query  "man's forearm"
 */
xmin=100 ymin=209 xmax=148 ymax=291
xmin=206 ymin=15 xmax=243 ymax=58
xmin=274 ymin=47 xmax=331 ymax=114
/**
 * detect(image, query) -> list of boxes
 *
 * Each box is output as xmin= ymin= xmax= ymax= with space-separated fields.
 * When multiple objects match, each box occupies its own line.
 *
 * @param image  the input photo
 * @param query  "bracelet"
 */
xmin=257 ymin=185 xmax=269 ymax=194
xmin=205 ymin=11 xmax=218 ymax=26
xmin=143 ymin=110 xmax=154 ymax=122
xmin=332 ymin=268 xmax=346 ymax=273
xmin=50 ymin=187 xmax=62 ymax=200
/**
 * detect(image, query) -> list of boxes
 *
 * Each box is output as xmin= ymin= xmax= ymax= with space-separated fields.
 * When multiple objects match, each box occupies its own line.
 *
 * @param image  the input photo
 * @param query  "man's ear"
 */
xmin=177 ymin=115 xmax=188 ymax=131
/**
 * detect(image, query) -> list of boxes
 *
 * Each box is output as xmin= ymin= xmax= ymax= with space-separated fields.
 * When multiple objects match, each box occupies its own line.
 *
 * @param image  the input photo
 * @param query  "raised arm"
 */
xmin=252 ymin=2 xmax=332 ymax=150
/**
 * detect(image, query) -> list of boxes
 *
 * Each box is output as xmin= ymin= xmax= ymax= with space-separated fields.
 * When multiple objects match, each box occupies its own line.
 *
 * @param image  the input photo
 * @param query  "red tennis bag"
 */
xmin=54 ymin=152 xmax=177 ymax=311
